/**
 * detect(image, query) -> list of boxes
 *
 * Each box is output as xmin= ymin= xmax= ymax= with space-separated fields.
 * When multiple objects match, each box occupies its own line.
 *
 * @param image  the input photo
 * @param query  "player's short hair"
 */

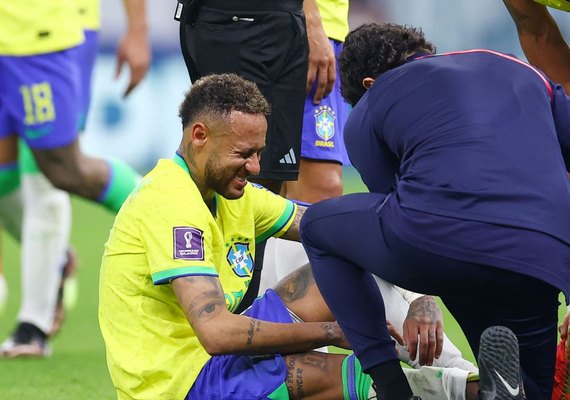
xmin=178 ymin=73 xmax=271 ymax=128
xmin=339 ymin=23 xmax=436 ymax=106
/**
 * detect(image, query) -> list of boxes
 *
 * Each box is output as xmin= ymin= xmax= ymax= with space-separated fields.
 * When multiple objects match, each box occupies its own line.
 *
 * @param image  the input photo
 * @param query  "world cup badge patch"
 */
xmin=173 ymin=227 xmax=205 ymax=260
xmin=314 ymin=106 xmax=336 ymax=148
xmin=226 ymin=242 xmax=254 ymax=278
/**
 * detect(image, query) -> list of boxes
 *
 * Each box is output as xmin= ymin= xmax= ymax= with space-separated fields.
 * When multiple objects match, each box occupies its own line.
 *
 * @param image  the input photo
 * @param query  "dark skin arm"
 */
xmin=172 ymin=274 xmax=350 ymax=356
xmin=280 ymin=205 xmax=306 ymax=242
xmin=504 ymin=0 xmax=570 ymax=92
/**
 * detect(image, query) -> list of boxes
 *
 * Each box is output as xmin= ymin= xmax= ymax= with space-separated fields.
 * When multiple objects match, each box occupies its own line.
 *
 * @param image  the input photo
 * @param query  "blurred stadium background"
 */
xmin=1 ymin=0 xmax=569 ymax=398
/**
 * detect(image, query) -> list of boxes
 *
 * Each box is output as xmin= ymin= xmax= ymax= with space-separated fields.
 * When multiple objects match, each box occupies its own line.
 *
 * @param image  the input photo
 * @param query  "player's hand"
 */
xmin=115 ymin=29 xmax=151 ymax=97
xmin=305 ymin=18 xmax=335 ymax=104
xmin=387 ymin=320 xmax=405 ymax=347
xmin=560 ymin=311 xmax=570 ymax=340
xmin=403 ymin=295 xmax=444 ymax=366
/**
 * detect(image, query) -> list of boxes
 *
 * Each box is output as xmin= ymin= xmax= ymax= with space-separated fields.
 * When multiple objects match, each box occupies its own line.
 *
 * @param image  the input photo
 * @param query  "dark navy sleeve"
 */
xmin=552 ymin=83 xmax=570 ymax=170
xmin=344 ymin=97 xmax=399 ymax=194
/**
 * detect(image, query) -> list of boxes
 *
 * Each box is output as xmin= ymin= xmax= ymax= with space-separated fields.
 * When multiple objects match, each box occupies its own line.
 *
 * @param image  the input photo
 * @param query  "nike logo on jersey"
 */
xmin=494 ymin=369 xmax=520 ymax=396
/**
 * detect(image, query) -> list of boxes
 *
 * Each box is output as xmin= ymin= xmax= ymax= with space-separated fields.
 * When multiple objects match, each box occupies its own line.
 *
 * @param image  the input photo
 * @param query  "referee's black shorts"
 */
xmin=179 ymin=0 xmax=308 ymax=181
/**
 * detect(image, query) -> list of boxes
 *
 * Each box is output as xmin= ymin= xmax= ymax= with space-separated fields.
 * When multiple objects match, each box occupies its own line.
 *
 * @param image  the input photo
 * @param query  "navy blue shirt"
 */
xmin=345 ymin=49 xmax=570 ymax=296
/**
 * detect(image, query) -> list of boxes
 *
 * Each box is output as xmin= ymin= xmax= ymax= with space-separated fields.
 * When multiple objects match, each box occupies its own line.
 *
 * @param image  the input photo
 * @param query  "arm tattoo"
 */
xmin=281 ymin=206 xmax=306 ymax=241
xmin=180 ymin=276 xmax=226 ymax=322
xmin=246 ymin=318 xmax=262 ymax=345
xmin=321 ymin=322 xmax=337 ymax=340
xmin=274 ymin=264 xmax=315 ymax=302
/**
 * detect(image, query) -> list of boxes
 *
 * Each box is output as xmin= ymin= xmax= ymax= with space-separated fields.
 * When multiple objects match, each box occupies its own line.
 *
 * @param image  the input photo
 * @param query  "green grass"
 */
xmin=0 ymin=166 xmax=566 ymax=398
xmin=1 ymin=197 xmax=116 ymax=399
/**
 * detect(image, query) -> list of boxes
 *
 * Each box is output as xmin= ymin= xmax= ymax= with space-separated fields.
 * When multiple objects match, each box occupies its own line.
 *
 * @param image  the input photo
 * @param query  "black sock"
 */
xmin=368 ymin=360 xmax=413 ymax=400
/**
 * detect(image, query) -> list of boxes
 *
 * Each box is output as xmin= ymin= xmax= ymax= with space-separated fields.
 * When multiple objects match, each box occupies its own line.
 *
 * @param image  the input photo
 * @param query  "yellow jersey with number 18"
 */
xmin=99 ymin=155 xmax=297 ymax=400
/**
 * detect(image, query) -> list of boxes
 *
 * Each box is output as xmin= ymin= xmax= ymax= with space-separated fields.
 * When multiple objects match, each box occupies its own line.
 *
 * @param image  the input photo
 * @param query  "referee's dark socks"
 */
xmin=368 ymin=360 xmax=414 ymax=400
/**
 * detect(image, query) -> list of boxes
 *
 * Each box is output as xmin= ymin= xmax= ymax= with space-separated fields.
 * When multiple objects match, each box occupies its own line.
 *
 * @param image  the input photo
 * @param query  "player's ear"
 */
xmin=362 ymin=77 xmax=375 ymax=90
xmin=189 ymin=122 xmax=209 ymax=148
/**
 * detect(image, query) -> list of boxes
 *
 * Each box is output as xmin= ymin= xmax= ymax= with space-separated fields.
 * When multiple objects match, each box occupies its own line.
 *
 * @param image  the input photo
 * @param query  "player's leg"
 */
xmin=12 ymin=50 xmax=138 ymax=214
xmin=16 ymin=141 xmax=72 ymax=340
xmin=301 ymin=193 xmax=559 ymax=398
xmin=282 ymin=39 xmax=348 ymax=204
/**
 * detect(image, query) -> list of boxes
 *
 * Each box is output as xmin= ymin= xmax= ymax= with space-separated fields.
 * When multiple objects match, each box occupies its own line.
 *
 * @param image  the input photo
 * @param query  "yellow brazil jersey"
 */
xmin=77 ymin=0 xmax=101 ymax=31
xmin=534 ymin=0 xmax=570 ymax=11
xmin=0 ymin=0 xmax=83 ymax=55
xmin=99 ymin=155 xmax=297 ymax=400
xmin=317 ymin=0 xmax=350 ymax=42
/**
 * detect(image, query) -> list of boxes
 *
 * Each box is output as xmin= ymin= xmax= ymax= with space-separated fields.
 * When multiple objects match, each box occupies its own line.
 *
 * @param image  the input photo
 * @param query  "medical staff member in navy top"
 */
xmin=300 ymin=22 xmax=570 ymax=400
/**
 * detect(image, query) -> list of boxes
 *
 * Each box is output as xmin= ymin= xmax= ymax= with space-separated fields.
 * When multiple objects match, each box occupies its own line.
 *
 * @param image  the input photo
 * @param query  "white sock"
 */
xmin=403 ymin=366 xmax=470 ymax=400
xmin=17 ymin=174 xmax=71 ymax=334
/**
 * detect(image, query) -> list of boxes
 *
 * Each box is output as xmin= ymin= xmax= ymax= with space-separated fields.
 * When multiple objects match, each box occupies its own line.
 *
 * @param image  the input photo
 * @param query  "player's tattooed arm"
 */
xmin=281 ymin=205 xmax=306 ymax=242
xmin=172 ymin=273 xmax=349 ymax=355
xmin=172 ymin=275 xmax=227 ymax=325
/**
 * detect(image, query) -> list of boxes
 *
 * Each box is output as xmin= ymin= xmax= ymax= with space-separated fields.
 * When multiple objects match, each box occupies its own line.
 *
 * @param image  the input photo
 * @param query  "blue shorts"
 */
xmin=69 ymin=30 xmax=99 ymax=132
xmin=301 ymin=39 xmax=351 ymax=165
xmin=0 ymin=49 xmax=81 ymax=149
xmin=187 ymin=289 xmax=292 ymax=400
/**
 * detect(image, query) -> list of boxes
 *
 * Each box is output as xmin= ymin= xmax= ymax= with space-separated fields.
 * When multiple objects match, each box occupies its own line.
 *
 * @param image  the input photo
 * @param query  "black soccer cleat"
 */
xmin=478 ymin=326 xmax=526 ymax=399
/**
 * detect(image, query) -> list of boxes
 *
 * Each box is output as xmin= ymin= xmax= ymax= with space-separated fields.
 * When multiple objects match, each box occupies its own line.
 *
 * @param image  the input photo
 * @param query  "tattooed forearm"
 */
xmin=274 ymin=264 xmax=315 ymax=302
xmin=246 ymin=319 xmax=262 ymax=345
xmin=321 ymin=322 xmax=338 ymax=340
xmin=282 ymin=206 xmax=306 ymax=241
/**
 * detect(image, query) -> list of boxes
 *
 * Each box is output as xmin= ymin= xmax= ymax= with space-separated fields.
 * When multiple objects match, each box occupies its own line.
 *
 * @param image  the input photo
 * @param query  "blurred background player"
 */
xmin=0 ymin=0 xmax=150 ymax=357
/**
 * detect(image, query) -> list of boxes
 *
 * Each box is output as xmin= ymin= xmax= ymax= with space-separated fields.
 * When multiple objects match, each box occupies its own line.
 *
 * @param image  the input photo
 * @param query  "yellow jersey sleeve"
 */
xmin=245 ymin=183 xmax=297 ymax=243
xmin=316 ymin=0 xmax=350 ymax=42
xmin=128 ymin=160 xmax=220 ymax=285
xmin=534 ymin=0 xmax=570 ymax=11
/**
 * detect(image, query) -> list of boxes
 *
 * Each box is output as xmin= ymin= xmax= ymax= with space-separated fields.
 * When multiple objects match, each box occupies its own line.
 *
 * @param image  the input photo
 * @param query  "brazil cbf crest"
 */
xmin=226 ymin=242 xmax=254 ymax=278
xmin=314 ymin=105 xmax=336 ymax=142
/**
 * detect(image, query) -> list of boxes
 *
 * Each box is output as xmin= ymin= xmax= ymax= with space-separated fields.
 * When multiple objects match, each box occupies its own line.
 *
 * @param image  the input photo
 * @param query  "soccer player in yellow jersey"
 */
xmin=100 ymin=73 xmax=348 ymax=399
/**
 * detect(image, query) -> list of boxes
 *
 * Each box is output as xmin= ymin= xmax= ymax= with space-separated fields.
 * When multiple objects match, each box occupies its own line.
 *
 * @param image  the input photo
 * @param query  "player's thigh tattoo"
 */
xmin=274 ymin=264 xmax=315 ymax=302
